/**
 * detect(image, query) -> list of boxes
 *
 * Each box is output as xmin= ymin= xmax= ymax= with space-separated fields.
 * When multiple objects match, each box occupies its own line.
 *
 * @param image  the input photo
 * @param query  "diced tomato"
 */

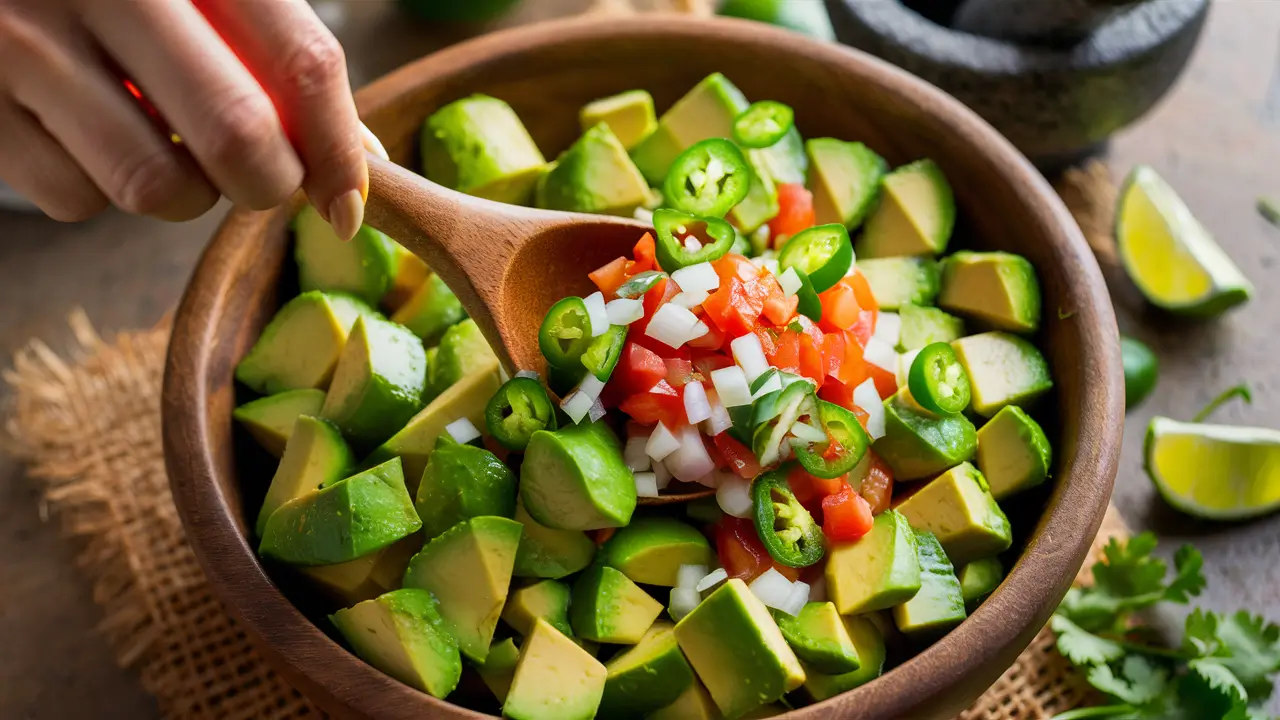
xmin=619 ymin=380 xmax=686 ymax=428
xmin=641 ymin=277 xmax=678 ymax=322
xmin=766 ymin=328 xmax=801 ymax=372
xmin=787 ymin=466 xmax=846 ymax=506
xmin=632 ymin=232 xmax=657 ymax=274
xmin=664 ymin=357 xmax=696 ymax=388
xmin=714 ymin=433 xmax=762 ymax=479
xmin=759 ymin=272 xmax=799 ymax=326
xmin=846 ymin=269 xmax=879 ymax=312
xmin=822 ymin=485 xmax=874 ymax=542
xmin=820 ymin=378 xmax=853 ymax=410
xmin=837 ymin=331 xmax=870 ymax=388
xmin=857 ymin=451 xmax=895 ymax=515
xmin=822 ymin=331 xmax=845 ymax=380
xmin=869 ymin=363 xmax=897 ymax=399
xmin=589 ymin=256 xmax=629 ymax=298
xmin=715 ymin=516 xmax=801 ymax=583
xmin=818 ymin=281 xmax=860 ymax=332
xmin=703 ymin=277 xmax=765 ymax=338
xmin=794 ymin=317 xmax=826 ymax=387
xmin=769 ymin=184 xmax=816 ymax=249
xmin=687 ymin=311 xmax=726 ymax=350
xmin=611 ymin=343 xmax=666 ymax=396
xmin=592 ymin=527 xmax=617 ymax=546
xmin=482 ymin=436 xmax=511 ymax=464
xmin=693 ymin=351 xmax=734 ymax=379
xmin=712 ymin=253 xmax=759 ymax=286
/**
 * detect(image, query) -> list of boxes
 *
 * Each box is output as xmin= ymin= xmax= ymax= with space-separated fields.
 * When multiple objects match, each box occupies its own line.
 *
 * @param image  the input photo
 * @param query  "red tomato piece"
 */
xmin=589 ymin=256 xmax=629 ymax=298
xmin=632 ymin=232 xmax=657 ymax=274
xmin=822 ymin=485 xmax=874 ymax=542
xmin=759 ymin=272 xmax=799 ymax=326
xmin=857 ymin=451 xmax=895 ymax=515
xmin=822 ymin=331 xmax=845 ymax=380
xmin=714 ymin=433 xmax=762 ymax=478
xmin=611 ymin=342 xmax=667 ymax=396
xmin=664 ymin=357 xmax=696 ymax=387
xmin=787 ymin=466 xmax=846 ymax=505
xmin=818 ymin=282 xmax=861 ymax=332
xmin=687 ymin=310 xmax=726 ymax=350
xmin=846 ymin=269 xmax=879 ymax=313
xmin=592 ymin=527 xmax=617 ymax=546
xmin=619 ymin=380 xmax=686 ymax=428
xmin=693 ymin=351 xmax=734 ymax=379
xmin=769 ymin=184 xmax=816 ymax=249
xmin=715 ymin=517 xmax=801 ymax=583
xmin=712 ymin=253 xmax=759 ymax=286
xmin=836 ymin=331 xmax=870 ymax=388
xmin=766 ymin=329 xmax=801 ymax=372
xmin=703 ymin=277 xmax=765 ymax=338
xmin=869 ymin=363 xmax=897 ymax=399
xmin=796 ymin=323 xmax=825 ymax=387
xmin=820 ymin=378 xmax=856 ymax=411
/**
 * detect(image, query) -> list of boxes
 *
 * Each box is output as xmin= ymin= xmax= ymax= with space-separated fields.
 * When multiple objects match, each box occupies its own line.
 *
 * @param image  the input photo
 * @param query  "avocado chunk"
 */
xmin=235 ymin=291 xmax=372 ymax=395
xmin=512 ymin=502 xmax=597 ymax=579
xmin=891 ymin=529 xmax=966 ymax=639
xmin=255 ymin=415 xmax=353 ymax=536
xmin=897 ymin=304 xmax=966 ymax=352
xmin=520 ymin=420 xmax=637 ymax=531
xmin=390 ymin=273 xmax=465 ymax=346
xmin=383 ymin=244 xmax=430 ymax=314
xmin=894 ymin=462 xmax=1012 ymax=565
xmin=805 ymin=138 xmax=887 ymax=230
xmin=421 ymin=94 xmax=547 ymax=205
xmin=477 ymin=637 xmax=521 ymax=704
xmin=426 ymin=319 xmax=498 ymax=401
xmin=600 ymin=621 xmax=695 ymax=719
xmin=976 ymin=405 xmax=1052 ymax=500
xmin=502 ymin=579 xmax=572 ymax=638
xmin=674 ymin=578 xmax=805 ymax=719
xmin=772 ymin=601 xmax=861 ymax=674
xmin=938 ymin=251 xmax=1042 ymax=333
xmin=753 ymin=126 xmax=808 ymax=186
xmin=302 ymin=532 xmax=422 ymax=605
xmin=727 ymin=152 xmax=781 ymax=234
xmin=580 ymin=90 xmax=658 ymax=151
xmin=537 ymin=123 xmax=652 ymax=217
xmin=858 ymin=257 xmax=942 ymax=310
xmin=402 ymin=516 xmax=522 ymax=662
xmin=294 ymin=204 xmax=400 ymax=306
xmin=321 ymin=315 xmax=427 ymax=451
xmin=416 ymin=435 xmax=517 ymax=540
xmin=952 ymin=332 xmax=1053 ymax=417
xmin=569 ymin=565 xmax=663 ymax=644
xmin=648 ymin=678 xmax=721 ymax=720
xmin=259 ymin=458 xmax=421 ymax=566
xmin=873 ymin=391 xmax=977 ymax=480
xmin=800 ymin=615 xmax=887 ymax=702
xmin=958 ymin=557 xmax=1004 ymax=612
xmin=825 ymin=509 xmax=921 ymax=615
xmin=329 ymin=588 xmax=461 ymax=699
xmin=601 ymin=516 xmax=713 ymax=587
xmin=233 ymin=388 xmax=326 ymax=458
xmin=630 ymin=73 xmax=749 ymax=185
xmin=366 ymin=356 xmax=503 ymax=495
xmin=856 ymin=159 xmax=955 ymax=258
xmin=504 ymin=619 xmax=607 ymax=720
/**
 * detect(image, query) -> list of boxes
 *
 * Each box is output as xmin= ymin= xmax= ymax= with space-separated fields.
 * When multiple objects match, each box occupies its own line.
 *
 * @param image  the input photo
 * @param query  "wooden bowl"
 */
xmin=163 ymin=15 xmax=1124 ymax=720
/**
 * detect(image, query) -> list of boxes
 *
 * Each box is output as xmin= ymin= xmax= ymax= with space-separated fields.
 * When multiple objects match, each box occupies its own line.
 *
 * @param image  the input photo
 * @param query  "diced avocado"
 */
xmin=569 ymin=565 xmax=663 ymax=644
xmin=302 ymin=532 xmax=422 ymax=605
xmin=630 ymin=73 xmax=749 ymax=185
xmin=938 ymin=251 xmax=1042 ymax=333
xmin=891 ymin=529 xmax=966 ymax=639
xmin=366 ymin=356 xmax=503 ymax=495
xmin=402 ymin=516 xmax=522 ymax=662
xmin=504 ymin=619 xmax=607 ymax=720
xmin=800 ymin=615 xmax=886 ymax=702
xmin=976 ymin=405 xmax=1052 ymax=500
xmin=295 ymin=204 xmax=400 ymax=306
xmin=772 ymin=601 xmax=861 ymax=675
xmin=894 ymin=462 xmax=1012 ymax=565
xmin=390 ymin=273 xmax=465 ymax=346
xmin=426 ymin=319 xmax=498 ymax=401
xmin=520 ymin=420 xmax=637 ymax=531
xmin=752 ymin=127 xmax=808 ymax=187
xmin=503 ymin=579 xmax=573 ymax=638
xmin=537 ymin=123 xmax=652 ymax=217
xmin=727 ymin=151 xmax=780 ymax=234
xmin=601 ymin=517 xmax=713 ymax=587
xmin=233 ymin=388 xmax=326 ymax=457
xmin=512 ymin=502 xmax=597 ymax=579
xmin=321 ymin=315 xmax=427 ymax=451
xmin=858 ymin=257 xmax=942 ymax=310
xmin=416 ymin=435 xmax=517 ymax=540
xmin=600 ymin=621 xmax=695 ymax=719
xmin=477 ymin=637 xmax=521 ymax=704
xmin=873 ymin=391 xmax=977 ymax=480
xmin=648 ymin=678 xmax=721 ymax=720
xmin=259 ymin=458 xmax=421 ymax=566
xmin=825 ymin=509 xmax=921 ymax=615
xmin=897 ymin=304 xmax=966 ymax=352
xmin=580 ymin=90 xmax=658 ymax=150
xmin=958 ymin=557 xmax=1004 ymax=612
xmin=255 ymin=416 xmax=353 ymax=536
xmin=952 ymin=332 xmax=1054 ymax=417
xmin=329 ymin=588 xmax=461 ymax=699
xmin=383 ymin=244 xmax=430 ymax=314
xmin=805 ymin=138 xmax=887 ymax=230
xmin=235 ymin=291 xmax=372 ymax=395
xmin=420 ymin=95 xmax=547 ymax=205
xmin=856 ymin=159 xmax=955 ymax=258
xmin=674 ymin=578 xmax=805 ymax=719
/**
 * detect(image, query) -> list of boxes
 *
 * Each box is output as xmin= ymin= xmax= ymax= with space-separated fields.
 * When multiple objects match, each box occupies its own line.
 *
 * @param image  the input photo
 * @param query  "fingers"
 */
xmin=0 ymin=100 xmax=107 ymax=222
xmin=80 ymin=0 xmax=303 ymax=211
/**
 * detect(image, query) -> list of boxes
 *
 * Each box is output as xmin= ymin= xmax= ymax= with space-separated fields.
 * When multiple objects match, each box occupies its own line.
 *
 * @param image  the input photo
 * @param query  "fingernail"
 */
xmin=359 ymin=121 xmax=389 ymax=160
xmin=328 ymin=189 xmax=365 ymax=242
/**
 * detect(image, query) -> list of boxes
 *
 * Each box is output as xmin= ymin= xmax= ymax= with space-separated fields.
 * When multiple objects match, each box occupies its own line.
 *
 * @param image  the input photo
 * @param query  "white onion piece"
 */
xmin=863 ymin=337 xmax=900 ymax=374
xmin=790 ymin=420 xmax=827 ymax=444
xmin=588 ymin=398 xmax=607 ymax=424
xmin=634 ymin=471 xmax=660 ymax=498
xmin=577 ymin=373 xmax=606 ymax=402
xmin=873 ymin=311 xmax=901 ymax=347
xmin=653 ymin=461 xmax=673 ymax=490
xmin=695 ymin=568 xmax=729 ymax=593
xmin=898 ymin=348 xmax=922 ymax=388
xmin=683 ymin=381 xmax=712 ymax=425
xmin=666 ymin=424 xmax=716 ymax=482
xmin=605 ymin=297 xmax=644 ymax=326
xmin=778 ymin=267 xmax=803 ymax=297
xmin=671 ymin=262 xmax=720 ymax=294
xmin=561 ymin=391 xmax=594 ymax=424
xmin=686 ymin=321 xmax=710 ymax=343
xmin=624 ymin=435 xmax=651 ymax=471
xmin=672 ymin=290 xmax=709 ymax=309
xmin=677 ymin=564 xmax=709 ymax=590
xmin=759 ymin=258 xmax=780 ymax=277
xmin=751 ymin=373 xmax=783 ymax=400
xmin=645 ymin=422 xmax=680 ymax=462
xmin=695 ymin=470 xmax=724 ymax=489
xmin=646 ymin=303 xmax=699 ymax=349
xmin=731 ymin=333 xmax=770 ymax=382
xmin=515 ymin=369 xmax=540 ymax=380
xmin=853 ymin=378 xmax=887 ymax=440
xmin=669 ymin=587 xmax=701 ymax=621
xmin=701 ymin=389 xmax=733 ymax=436
xmin=711 ymin=366 xmax=753 ymax=408
xmin=634 ymin=207 xmax=654 ymax=224
xmin=684 ymin=236 xmax=703 ymax=252
xmin=749 ymin=568 xmax=795 ymax=611
xmin=716 ymin=476 xmax=754 ymax=518
xmin=584 ymin=292 xmax=609 ymax=338
xmin=445 ymin=417 xmax=481 ymax=444
xmin=778 ymin=580 xmax=811 ymax=617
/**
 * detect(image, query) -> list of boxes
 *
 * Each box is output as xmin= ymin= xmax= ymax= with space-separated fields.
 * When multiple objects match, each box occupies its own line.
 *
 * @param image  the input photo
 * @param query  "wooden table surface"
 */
xmin=1 ymin=1 xmax=1277 ymax=717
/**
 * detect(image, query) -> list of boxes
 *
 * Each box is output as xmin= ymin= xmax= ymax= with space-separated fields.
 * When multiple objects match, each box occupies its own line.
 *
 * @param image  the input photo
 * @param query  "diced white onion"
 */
xmin=864 ymin=337 xmax=899 ymax=374
xmin=515 ymin=370 xmax=540 ymax=380
xmin=445 ymin=417 xmax=481 ymax=444
xmin=687 ymin=321 xmax=710 ymax=343
xmin=758 ymin=258 xmax=780 ymax=276
xmin=646 ymin=303 xmax=700 ymax=349
xmin=561 ymin=391 xmax=594 ymax=424
xmin=898 ymin=348 xmax=922 ymax=388
xmin=711 ymin=366 xmax=753 ymax=408
xmin=605 ymin=298 xmax=644 ymax=326
xmin=666 ymin=424 xmax=717 ymax=482
xmin=751 ymin=373 xmax=782 ymax=400
xmin=683 ymin=381 xmax=712 ymax=425
xmin=671 ymin=262 xmax=720 ymax=294
xmin=633 ymin=206 xmax=654 ymax=224
xmin=790 ymin=421 xmax=827 ymax=444
xmin=749 ymin=568 xmax=795 ymax=611
xmin=670 ymin=587 xmax=701 ymax=621
xmin=684 ymin=236 xmax=703 ymax=252
xmin=716 ymin=476 xmax=754 ymax=518
xmin=634 ymin=471 xmax=660 ymax=498
xmin=577 ymin=373 xmax=606 ymax=401
xmin=588 ymin=398 xmax=607 ymax=423
xmin=646 ymin=422 xmax=681 ymax=462
xmin=653 ymin=461 xmax=673 ymax=490
xmin=853 ymin=378 xmax=887 ymax=440
xmin=874 ymin=311 xmax=901 ymax=347
xmin=731 ymin=333 xmax=770 ymax=382
xmin=677 ymin=564 xmax=709 ymax=589
xmin=695 ymin=471 xmax=725 ymax=488
xmin=701 ymin=389 xmax=733 ymax=436
xmin=696 ymin=568 xmax=729 ymax=593
xmin=584 ymin=292 xmax=609 ymax=338
xmin=624 ymin=435 xmax=651 ymax=471
xmin=672 ymin=290 xmax=709 ymax=309
xmin=778 ymin=580 xmax=810 ymax=617
xmin=778 ymin=267 xmax=803 ymax=297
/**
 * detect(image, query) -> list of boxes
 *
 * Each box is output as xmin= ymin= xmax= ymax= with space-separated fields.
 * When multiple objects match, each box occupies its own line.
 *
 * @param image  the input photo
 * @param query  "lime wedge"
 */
xmin=1116 ymin=166 xmax=1253 ymax=316
xmin=1145 ymin=417 xmax=1280 ymax=520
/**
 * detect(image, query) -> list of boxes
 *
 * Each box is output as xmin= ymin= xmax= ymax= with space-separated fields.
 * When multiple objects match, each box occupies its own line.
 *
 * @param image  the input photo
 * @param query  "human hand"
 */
xmin=0 ymin=0 xmax=379 ymax=239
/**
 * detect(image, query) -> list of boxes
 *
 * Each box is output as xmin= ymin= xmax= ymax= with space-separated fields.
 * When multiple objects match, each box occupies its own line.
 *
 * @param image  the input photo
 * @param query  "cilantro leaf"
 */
xmin=1053 ymin=614 xmax=1126 ymax=666
xmin=1188 ymin=658 xmax=1248 ymax=705
xmin=1163 ymin=545 xmax=1206 ymax=603
xmin=1087 ymin=656 xmax=1170 ymax=706
xmin=1183 ymin=608 xmax=1223 ymax=658
xmin=1214 ymin=611 xmax=1280 ymax=701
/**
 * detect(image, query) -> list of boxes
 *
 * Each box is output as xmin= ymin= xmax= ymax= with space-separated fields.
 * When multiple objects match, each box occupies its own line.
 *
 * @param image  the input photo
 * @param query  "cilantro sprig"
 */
xmin=1050 ymin=532 xmax=1280 ymax=719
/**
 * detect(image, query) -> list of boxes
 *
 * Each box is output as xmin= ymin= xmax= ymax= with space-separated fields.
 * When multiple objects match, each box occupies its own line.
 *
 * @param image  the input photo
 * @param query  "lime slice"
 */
xmin=1145 ymin=417 xmax=1280 ymax=520
xmin=1116 ymin=166 xmax=1253 ymax=316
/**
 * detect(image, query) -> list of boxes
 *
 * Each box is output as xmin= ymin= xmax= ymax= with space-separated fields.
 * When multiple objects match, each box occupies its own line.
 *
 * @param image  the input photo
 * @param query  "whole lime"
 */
xmin=398 ymin=0 xmax=520 ymax=23
xmin=1120 ymin=335 xmax=1158 ymax=409
xmin=719 ymin=0 xmax=835 ymax=41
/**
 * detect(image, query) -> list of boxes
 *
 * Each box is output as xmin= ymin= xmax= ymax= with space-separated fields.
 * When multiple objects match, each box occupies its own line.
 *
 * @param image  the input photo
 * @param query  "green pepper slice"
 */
xmin=751 ymin=468 xmax=826 ymax=568
xmin=792 ymin=267 xmax=823 ymax=322
xmin=794 ymin=400 xmax=870 ymax=479
xmin=777 ymin=224 xmax=854 ymax=293
xmin=751 ymin=380 xmax=818 ymax=467
xmin=538 ymin=297 xmax=592 ymax=368
xmin=733 ymin=101 xmax=795 ymax=149
xmin=653 ymin=208 xmax=737 ymax=273
xmin=663 ymin=138 xmax=753 ymax=218
xmin=581 ymin=325 xmax=627 ymax=382
xmin=485 ymin=377 xmax=558 ymax=451
xmin=615 ymin=270 xmax=666 ymax=299
xmin=908 ymin=342 xmax=972 ymax=415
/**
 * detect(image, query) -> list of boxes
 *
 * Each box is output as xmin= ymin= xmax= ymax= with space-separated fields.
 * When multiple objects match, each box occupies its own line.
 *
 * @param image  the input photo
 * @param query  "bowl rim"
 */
xmin=163 ymin=13 xmax=1123 ymax=719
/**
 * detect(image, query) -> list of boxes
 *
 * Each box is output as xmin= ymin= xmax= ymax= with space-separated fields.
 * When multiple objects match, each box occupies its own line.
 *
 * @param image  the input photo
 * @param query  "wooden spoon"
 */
xmin=362 ymin=154 xmax=714 ymax=505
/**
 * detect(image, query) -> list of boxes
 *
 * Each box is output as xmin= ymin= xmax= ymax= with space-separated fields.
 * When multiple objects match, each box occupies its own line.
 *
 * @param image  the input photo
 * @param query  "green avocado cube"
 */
xmin=895 ymin=462 xmax=1012 ymax=566
xmin=872 ymin=391 xmax=977 ymax=480
xmin=476 ymin=637 xmax=521 ymax=704
xmin=952 ymin=332 xmax=1054 ymax=418
xmin=255 ymin=415 xmax=353 ymax=536
xmin=630 ymin=72 xmax=749 ymax=185
xmin=329 ymin=588 xmax=461 ymax=699
xmin=505 ymin=619 xmax=607 ymax=720
xmin=753 ymin=126 xmax=808 ymax=186
xmin=426 ymin=319 xmax=498 ymax=401
xmin=294 ymin=204 xmax=400 ymax=307
xmin=805 ymin=138 xmax=887 ymax=230
xmin=938 ymin=251 xmax=1042 ymax=334
xmin=856 ymin=159 xmax=955 ymax=258
xmin=727 ymin=151 xmax=780 ymax=234
xmin=826 ymin=509 xmax=921 ymax=615
xmin=800 ymin=615 xmax=887 ymax=702
xmin=772 ymin=601 xmax=862 ymax=675
xmin=320 ymin=315 xmax=427 ymax=452
xmin=579 ymin=90 xmax=658 ymax=151
xmin=648 ymin=679 xmax=721 ymax=720
xmin=569 ymin=565 xmax=663 ymax=644
xmin=389 ymin=273 xmax=465 ymax=347
xmin=602 ymin=516 xmax=713 ymax=587
xmin=512 ymin=502 xmax=597 ymax=579
xmin=302 ymin=533 xmax=422 ymax=605
xmin=420 ymin=95 xmax=547 ymax=205
xmin=958 ymin=557 xmax=1005 ymax=612
xmin=891 ymin=529 xmax=967 ymax=639
xmin=233 ymin=388 xmax=326 ymax=458
xmin=897 ymin=304 xmax=966 ymax=352
xmin=537 ymin=123 xmax=652 ymax=217
xmin=858 ymin=257 xmax=942 ymax=310
xmin=976 ymin=405 xmax=1052 ymax=500
xmin=234 ymin=291 xmax=372 ymax=396
xmin=599 ymin=621 xmax=695 ymax=719
xmin=520 ymin=420 xmax=637 ymax=531
xmin=502 ymin=579 xmax=573 ymax=638
xmin=416 ymin=435 xmax=517 ymax=540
